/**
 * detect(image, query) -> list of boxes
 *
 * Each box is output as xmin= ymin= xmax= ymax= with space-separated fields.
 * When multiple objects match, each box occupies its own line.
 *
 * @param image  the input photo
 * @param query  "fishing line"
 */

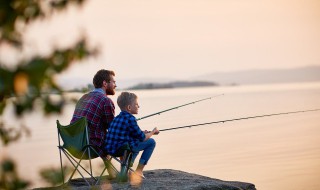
xmin=159 ymin=108 xmax=320 ymax=132
xmin=136 ymin=94 xmax=224 ymax=121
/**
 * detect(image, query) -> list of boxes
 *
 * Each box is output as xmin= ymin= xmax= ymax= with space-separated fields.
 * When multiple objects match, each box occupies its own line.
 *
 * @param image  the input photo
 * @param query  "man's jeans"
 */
xmin=131 ymin=138 xmax=156 ymax=165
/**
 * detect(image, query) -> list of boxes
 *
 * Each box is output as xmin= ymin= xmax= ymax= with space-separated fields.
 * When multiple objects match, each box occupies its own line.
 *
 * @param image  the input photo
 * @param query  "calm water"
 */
xmin=1 ymin=82 xmax=320 ymax=189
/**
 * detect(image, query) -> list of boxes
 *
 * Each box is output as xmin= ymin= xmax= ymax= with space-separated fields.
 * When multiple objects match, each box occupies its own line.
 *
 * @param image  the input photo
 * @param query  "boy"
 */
xmin=105 ymin=92 xmax=159 ymax=179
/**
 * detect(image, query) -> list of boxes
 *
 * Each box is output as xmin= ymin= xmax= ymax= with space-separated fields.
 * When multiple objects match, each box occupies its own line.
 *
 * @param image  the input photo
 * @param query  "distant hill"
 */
xmin=194 ymin=65 xmax=320 ymax=85
xmin=58 ymin=65 xmax=320 ymax=90
xmin=127 ymin=81 xmax=217 ymax=90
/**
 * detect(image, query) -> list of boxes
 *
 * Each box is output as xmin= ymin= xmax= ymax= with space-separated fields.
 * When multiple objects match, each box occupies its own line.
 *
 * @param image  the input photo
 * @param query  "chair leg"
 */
xmin=95 ymin=158 xmax=119 ymax=185
xmin=62 ymin=150 xmax=92 ymax=186
xmin=117 ymin=150 xmax=133 ymax=182
xmin=124 ymin=152 xmax=132 ymax=174
xmin=58 ymin=147 xmax=65 ymax=184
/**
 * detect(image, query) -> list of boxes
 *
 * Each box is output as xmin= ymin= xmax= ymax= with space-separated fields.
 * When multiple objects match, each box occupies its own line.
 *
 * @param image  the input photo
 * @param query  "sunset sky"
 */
xmin=12 ymin=0 xmax=320 ymax=85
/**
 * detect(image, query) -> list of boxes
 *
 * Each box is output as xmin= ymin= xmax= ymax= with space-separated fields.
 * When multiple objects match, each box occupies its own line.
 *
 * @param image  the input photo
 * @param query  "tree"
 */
xmin=0 ymin=0 xmax=97 ymax=189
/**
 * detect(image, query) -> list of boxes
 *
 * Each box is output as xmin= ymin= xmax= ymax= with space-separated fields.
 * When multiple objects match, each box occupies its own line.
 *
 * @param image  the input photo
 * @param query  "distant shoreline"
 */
xmin=58 ymin=65 xmax=320 ymax=91
xmin=126 ymin=80 xmax=218 ymax=90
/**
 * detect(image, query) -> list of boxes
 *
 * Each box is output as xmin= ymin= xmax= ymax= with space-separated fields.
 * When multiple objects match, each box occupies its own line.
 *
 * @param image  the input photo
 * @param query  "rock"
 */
xmin=35 ymin=169 xmax=256 ymax=190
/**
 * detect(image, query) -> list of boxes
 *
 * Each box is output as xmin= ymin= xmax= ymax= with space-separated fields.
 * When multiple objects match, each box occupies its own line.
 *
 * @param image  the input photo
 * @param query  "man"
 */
xmin=71 ymin=69 xmax=117 ymax=156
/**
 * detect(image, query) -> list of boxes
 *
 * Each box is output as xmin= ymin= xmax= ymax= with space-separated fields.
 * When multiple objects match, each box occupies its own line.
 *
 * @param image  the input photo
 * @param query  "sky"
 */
xmin=4 ymin=0 xmax=320 ymax=87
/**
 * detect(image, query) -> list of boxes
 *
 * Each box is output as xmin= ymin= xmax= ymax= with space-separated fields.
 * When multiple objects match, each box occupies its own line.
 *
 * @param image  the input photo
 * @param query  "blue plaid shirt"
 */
xmin=105 ymin=111 xmax=146 ymax=155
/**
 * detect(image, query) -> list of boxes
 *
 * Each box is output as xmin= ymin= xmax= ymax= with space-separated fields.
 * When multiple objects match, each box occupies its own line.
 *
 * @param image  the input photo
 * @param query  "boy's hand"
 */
xmin=144 ymin=128 xmax=160 ymax=135
xmin=152 ymin=127 xmax=160 ymax=135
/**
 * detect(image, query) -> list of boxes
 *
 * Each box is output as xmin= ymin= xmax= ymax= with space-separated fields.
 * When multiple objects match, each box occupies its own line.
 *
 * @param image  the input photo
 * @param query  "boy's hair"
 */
xmin=117 ymin=92 xmax=138 ymax=111
xmin=93 ymin=69 xmax=115 ymax=88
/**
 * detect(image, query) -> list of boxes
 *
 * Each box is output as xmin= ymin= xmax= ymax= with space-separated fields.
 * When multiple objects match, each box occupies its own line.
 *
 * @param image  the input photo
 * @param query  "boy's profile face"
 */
xmin=127 ymin=98 xmax=139 ymax=115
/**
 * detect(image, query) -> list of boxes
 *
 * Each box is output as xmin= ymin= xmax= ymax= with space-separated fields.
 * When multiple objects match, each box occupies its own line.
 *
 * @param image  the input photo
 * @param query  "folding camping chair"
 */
xmin=57 ymin=117 xmax=117 ymax=186
xmin=57 ymin=117 xmax=136 ymax=186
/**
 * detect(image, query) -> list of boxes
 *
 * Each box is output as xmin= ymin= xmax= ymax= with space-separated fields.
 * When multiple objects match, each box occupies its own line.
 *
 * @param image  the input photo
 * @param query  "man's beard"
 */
xmin=105 ymin=88 xmax=115 ymax=95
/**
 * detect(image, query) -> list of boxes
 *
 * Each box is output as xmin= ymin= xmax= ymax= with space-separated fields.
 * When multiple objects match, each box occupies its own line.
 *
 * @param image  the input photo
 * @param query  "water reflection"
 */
xmin=1 ymin=82 xmax=320 ymax=190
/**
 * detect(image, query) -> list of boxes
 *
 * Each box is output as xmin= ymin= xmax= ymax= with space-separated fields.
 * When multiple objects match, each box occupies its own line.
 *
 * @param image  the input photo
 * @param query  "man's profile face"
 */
xmin=105 ymin=75 xmax=116 ymax=95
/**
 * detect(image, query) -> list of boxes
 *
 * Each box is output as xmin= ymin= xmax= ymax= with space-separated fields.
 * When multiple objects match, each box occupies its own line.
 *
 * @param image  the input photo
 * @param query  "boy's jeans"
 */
xmin=131 ymin=138 xmax=156 ymax=165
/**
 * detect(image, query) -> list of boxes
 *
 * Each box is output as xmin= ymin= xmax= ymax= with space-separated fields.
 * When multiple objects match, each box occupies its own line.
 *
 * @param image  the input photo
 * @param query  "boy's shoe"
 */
xmin=129 ymin=171 xmax=144 ymax=187
xmin=129 ymin=171 xmax=145 ymax=179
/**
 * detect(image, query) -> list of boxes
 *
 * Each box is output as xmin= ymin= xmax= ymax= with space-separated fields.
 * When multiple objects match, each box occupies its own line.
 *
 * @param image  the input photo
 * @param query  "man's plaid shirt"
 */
xmin=71 ymin=89 xmax=115 ymax=155
xmin=105 ymin=111 xmax=145 ymax=155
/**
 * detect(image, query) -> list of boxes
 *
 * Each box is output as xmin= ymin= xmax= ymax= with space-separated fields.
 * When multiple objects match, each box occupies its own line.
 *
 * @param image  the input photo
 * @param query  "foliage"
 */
xmin=0 ymin=0 xmax=97 ymax=144
xmin=0 ymin=122 xmax=30 ymax=146
xmin=0 ymin=0 xmax=98 ymax=189
xmin=0 ymin=158 xmax=30 ymax=190
xmin=39 ymin=166 xmax=72 ymax=186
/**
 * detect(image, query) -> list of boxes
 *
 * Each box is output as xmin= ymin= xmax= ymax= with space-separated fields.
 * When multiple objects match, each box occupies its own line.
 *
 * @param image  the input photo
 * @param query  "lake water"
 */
xmin=1 ymin=82 xmax=320 ymax=190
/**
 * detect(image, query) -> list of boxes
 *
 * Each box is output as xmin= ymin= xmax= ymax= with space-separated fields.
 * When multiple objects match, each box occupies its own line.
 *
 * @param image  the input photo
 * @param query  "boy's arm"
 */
xmin=128 ymin=116 xmax=148 ymax=141
xmin=144 ymin=127 xmax=159 ymax=141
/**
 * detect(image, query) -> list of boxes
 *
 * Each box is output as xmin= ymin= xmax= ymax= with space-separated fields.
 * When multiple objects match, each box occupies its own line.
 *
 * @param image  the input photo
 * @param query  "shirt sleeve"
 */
xmin=128 ymin=116 xmax=145 ymax=142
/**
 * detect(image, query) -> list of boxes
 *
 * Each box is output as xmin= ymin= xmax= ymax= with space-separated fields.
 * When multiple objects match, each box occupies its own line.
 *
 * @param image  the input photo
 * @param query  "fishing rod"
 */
xmin=136 ymin=94 xmax=224 ymax=121
xmin=159 ymin=108 xmax=320 ymax=132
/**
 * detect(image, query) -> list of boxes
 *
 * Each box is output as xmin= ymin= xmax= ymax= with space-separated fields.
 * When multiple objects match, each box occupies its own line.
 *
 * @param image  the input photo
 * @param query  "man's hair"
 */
xmin=117 ymin=92 xmax=138 ymax=110
xmin=93 ymin=69 xmax=115 ymax=88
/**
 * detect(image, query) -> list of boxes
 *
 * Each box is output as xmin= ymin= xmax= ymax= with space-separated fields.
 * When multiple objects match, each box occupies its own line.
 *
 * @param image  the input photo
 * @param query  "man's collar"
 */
xmin=92 ymin=88 xmax=106 ymax=95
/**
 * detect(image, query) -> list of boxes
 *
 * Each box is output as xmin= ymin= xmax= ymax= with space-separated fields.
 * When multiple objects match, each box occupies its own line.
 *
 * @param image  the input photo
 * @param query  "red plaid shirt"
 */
xmin=71 ymin=89 xmax=115 ymax=156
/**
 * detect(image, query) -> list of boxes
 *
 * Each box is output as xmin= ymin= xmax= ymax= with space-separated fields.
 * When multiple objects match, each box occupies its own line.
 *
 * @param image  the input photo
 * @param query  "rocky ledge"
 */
xmin=37 ymin=169 xmax=256 ymax=190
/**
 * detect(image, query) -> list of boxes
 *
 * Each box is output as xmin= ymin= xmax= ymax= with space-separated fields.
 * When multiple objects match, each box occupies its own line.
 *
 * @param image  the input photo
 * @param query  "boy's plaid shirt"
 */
xmin=105 ymin=111 xmax=145 ymax=155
